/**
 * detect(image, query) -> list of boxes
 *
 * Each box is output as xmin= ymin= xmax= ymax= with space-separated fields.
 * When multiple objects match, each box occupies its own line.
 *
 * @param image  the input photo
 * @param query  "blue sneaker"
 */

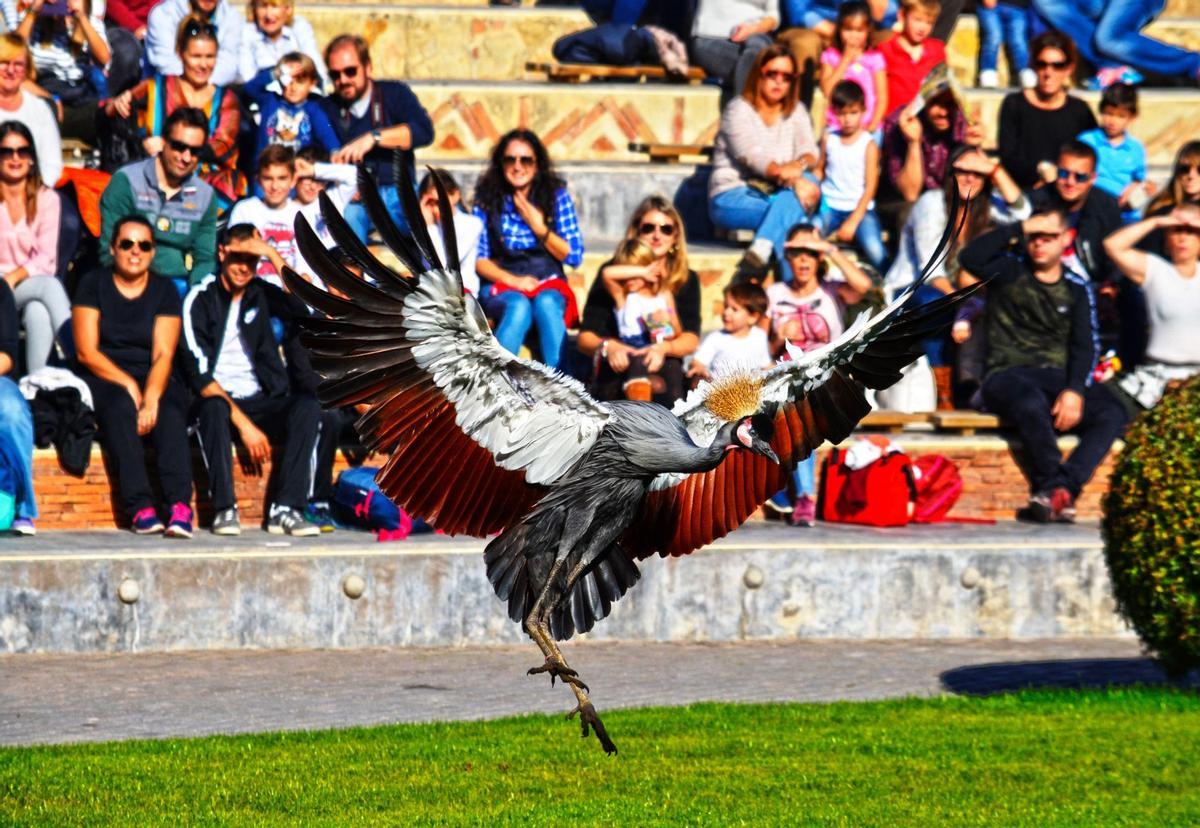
xmin=304 ymin=501 xmax=337 ymax=533
xmin=132 ymin=507 xmax=164 ymax=534
xmin=764 ymin=488 xmax=794 ymax=515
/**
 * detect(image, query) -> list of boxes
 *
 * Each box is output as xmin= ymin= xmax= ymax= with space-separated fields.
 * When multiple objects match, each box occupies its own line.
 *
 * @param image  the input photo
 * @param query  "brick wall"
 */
xmin=29 ymin=434 xmax=1117 ymax=531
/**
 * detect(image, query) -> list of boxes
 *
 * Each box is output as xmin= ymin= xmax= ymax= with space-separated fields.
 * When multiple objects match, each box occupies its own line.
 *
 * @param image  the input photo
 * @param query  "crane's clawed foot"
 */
xmin=568 ymin=700 xmax=617 ymax=755
xmin=527 ymin=657 xmax=590 ymax=692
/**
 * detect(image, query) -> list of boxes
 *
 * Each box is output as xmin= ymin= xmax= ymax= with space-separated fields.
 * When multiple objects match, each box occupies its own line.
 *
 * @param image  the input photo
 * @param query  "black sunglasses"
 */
xmin=1057 ymin=168 xmax=1093 ymax=184
xmin=167 ymin=137 xmax=204 ymax=156
xmin=784 ymin=246 xmax=821 ymax=258
xmin=502 ymin=154 xmax=536 ymax=168
xmin=1027 ymin=232 xmax=1061 ymax=243
xmin=117 ymin=238 xmax=155 ymax=252
xmin=638 ymin=222 xmax=676 ymax=237
xmin=1034 ymin=59 xmax=1070 ymax=71
xmin=329 ymin=65 xmax=359 ymax=80
xmin=183 ymin=21 xmax=217 ymax=38
xmin=0 ymin=145 xmax=33 ymax=160
xmin=1177 ymin=163 xmax=1200 ymax=175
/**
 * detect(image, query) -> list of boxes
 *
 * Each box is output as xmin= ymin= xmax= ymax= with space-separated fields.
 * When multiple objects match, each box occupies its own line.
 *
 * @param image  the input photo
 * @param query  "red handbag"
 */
xmin=819 ymin=448 xmax=915 ymax=527
xmin=911 ymin=455 xmax=963 ymax=523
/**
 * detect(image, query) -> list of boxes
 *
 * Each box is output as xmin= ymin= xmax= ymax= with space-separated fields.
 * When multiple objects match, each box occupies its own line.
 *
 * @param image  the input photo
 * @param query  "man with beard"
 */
xmin=320 ymin=34 xmax=433 ymax=242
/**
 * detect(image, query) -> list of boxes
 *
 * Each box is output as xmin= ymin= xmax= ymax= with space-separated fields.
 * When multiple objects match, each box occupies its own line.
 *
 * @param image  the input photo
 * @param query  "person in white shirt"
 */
xmin=0 ymin=33 xmax=63 ymax=187
xmin=688 ymin=282 xmax=773 ymax=381
xmin=237 ymin=0 xmax=325 ymax=86
xmin=145 ymin=0 xmax=242 ymax=86
xmin=417 ymin=169 xmax=483 ymax=294
xmin=225 ymin=144 xmax=301 ymax=288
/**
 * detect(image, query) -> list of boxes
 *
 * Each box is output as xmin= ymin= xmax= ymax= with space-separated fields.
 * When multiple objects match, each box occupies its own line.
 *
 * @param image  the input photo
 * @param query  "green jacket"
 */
xmin=98 ymin=158 xmax=218 ymax=285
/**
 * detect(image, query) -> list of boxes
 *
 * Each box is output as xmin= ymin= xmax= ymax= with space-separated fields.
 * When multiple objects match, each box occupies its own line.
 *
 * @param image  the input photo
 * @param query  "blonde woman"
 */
xmin=238 ymin=0 xmax=326 ymax=86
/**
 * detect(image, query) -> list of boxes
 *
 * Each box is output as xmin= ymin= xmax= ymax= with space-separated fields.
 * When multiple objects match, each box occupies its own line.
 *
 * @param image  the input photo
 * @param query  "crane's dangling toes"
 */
xmin=569 ymin=699 xmax=617 ymax=755
xmin=528 ymin=657 xmax=589 ymax=692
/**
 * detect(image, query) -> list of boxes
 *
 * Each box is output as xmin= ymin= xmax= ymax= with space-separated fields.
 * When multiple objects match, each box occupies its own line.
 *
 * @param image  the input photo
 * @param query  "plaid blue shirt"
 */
xmin=473 ymin=188 xmax=584 ymax=269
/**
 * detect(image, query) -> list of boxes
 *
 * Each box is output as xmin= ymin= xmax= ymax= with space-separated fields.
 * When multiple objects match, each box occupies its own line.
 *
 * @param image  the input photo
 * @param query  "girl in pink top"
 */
xmin=819 ymin=2 xmax=887 ymax=135
xmin=0 ymin=120 xmax=69 ymax=374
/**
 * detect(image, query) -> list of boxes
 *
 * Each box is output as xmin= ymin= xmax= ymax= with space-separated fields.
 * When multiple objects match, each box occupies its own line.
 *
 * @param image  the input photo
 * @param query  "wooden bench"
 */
xmin=525 ymin=61 xmax=707 ymax=84
xmin=932 ymin=410 xmax=1003 ymax=436
xmin=627 ymin=142 xmax=713 ymax=163
xmin=860 ymin=410 xmax=932 ymax=434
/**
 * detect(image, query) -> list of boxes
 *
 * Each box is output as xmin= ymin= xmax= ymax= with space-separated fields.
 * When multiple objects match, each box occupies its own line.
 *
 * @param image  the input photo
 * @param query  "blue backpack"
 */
xmin=333 ymin=466 xmax=404 ymax=531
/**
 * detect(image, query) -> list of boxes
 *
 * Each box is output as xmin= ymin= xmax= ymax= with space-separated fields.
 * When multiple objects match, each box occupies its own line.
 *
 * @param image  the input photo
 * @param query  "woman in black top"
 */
xmin=997 ymin=31 xmax=1097 ymax=190
xmin=72 ymin=214 xmax=194 ymax=537
xmin=577 ymin=195 xmax=701 ymax=405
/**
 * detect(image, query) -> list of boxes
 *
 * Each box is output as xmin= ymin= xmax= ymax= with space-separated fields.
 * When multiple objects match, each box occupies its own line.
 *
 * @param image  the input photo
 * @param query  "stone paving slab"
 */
xmin=1 ymin=638 xmax=1177 ymax=747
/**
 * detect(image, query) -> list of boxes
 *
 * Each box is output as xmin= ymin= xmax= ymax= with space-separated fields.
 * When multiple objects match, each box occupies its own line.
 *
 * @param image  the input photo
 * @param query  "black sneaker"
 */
xmin=212 ymin=507 xmax=242 ymax=536
xmin=305 ymin=502 xmax=337 ymax=533
xmin=1018 ymin=493 xmax=1054 ymax=523
xmin=265 ymin=506 xmax=320 ymax=537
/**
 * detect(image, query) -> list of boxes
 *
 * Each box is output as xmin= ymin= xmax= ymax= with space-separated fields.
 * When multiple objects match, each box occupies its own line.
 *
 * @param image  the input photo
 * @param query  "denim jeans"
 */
xmin=478 ymin=285 xmax=568 ymax=369
xmin=710 ymin=185 xmax=816 ymax=264
xmin=910 ymin=283 xmax=951 ymax=366
xmin=977 ymin=3 xmax=1030 ymax=73
xmin=814 ymin=205 xmax=889 ymax=271
xmin=581 ymin=0 xmax=647 ymax=25
xmin=343 ymin=184 xmax=413 ymax=245
xmin=780 ymin=0 xmax=897 ymax=29
xmin=1032 ymin=0 xmax=1197 ymax=77
xmin=0 ymin=377 xmax=37 ymax=520
xmin=793 ymin=453 xmax=815 ymax=497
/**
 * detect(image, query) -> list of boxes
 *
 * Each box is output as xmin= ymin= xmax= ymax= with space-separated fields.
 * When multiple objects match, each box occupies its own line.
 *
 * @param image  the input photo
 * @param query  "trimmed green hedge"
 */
xmin=1103 ymin=376 xmax=1200 ymax=676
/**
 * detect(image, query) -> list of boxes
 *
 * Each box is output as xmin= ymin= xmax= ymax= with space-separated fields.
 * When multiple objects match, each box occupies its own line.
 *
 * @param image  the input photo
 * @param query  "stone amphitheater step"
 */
xmin=409 ymin=80 xmax=1197 ymax=166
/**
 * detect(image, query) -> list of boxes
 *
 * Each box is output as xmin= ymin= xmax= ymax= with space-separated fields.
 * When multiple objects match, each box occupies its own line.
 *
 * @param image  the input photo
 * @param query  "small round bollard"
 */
xmin=117 ymin=577 xmax=140 ymax=604
xmin=342 ymin=573 xmax=366 ymax=600
xmin=960 ymin=566 xmax=981 ymax=590
xmin=743 ymin=565 xmax=765 ymax=590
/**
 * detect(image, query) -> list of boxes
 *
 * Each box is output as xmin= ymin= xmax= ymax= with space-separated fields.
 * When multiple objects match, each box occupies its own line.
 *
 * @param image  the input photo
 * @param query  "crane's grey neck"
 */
xmin=673 ymin=420 xmax=740 ymax=474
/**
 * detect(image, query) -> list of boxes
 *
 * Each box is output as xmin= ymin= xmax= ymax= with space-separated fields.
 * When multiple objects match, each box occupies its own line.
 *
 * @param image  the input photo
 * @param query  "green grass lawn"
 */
xmin=2 ymin=689 xmax=1198 ymax=826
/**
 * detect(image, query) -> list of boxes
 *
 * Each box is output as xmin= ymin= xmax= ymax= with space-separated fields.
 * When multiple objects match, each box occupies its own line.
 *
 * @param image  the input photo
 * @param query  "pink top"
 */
xmin=820 ymin=47 xmax=885 ymax=129
xmin=0 ymin=187 xmax=60 ymax=277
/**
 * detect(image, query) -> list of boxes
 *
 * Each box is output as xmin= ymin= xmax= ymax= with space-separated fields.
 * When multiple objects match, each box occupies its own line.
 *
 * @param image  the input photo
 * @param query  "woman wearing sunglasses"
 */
xmin=472 ymin=128 xmax=584 ymax=370
xmin=578 ymin=195 xmax=701 ymax=404
xmin=997 ymin=30 xmax=1097 ymax=190
xmin=105 ymin=16 xmax=244 ymax=208
xmin=0 ymin=121 xmax=71 ymax=377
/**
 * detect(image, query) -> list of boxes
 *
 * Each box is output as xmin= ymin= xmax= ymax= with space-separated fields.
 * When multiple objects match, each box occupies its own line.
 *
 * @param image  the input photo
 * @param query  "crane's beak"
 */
xmin=749 ymin=435 xmax=780 ymax=465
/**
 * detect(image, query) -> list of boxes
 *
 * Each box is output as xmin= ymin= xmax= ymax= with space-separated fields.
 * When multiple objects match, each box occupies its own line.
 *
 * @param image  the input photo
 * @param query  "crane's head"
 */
xmin=730 ymin=414 xmax=779 ymax=465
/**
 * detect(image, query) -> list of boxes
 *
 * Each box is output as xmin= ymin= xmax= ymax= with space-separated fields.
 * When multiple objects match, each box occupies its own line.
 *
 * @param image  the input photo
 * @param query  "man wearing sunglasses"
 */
xmin=959 ymin=207 xmax=1129 ymax=524
xmin=99 ymin=107 xmax=218 ymax=295
xmin=145 ymin=0 xmax=243 ymax=85
xmin=320 ymin=34 xmax=433 ymax=243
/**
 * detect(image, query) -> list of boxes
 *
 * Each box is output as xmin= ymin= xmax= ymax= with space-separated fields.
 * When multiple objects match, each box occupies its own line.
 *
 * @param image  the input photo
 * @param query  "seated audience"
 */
xmin=976 ymin=0 xmax=1034 ymax=89
xmin=687 ymin=281 xmax=772 ymax=381
xmin=688 ymin=0 xmax=777 ymax=104
xmin=0 ymin=33 xmax=62 ymax=188
xmin=242 ymin=52 xmax=339 ymax=163
xmin=777 ymin=0 xmax=895 ymax=108
xmin=1104 ymin=207 xmax=1200 ymax=413
xmin=292 ymin=146 xmax=354 ymax=286
xmin=225 ymin=144 xmax=301 ymax=288
xmin=766 ymin=224 xmax=872 ymax=526
xmin=0 ymin=121 xmax=69 ymax=374
xmin=73 ymin=214 xmax=195 ymax=537
xmin=816 ymin=2 xmax=887 ymax=136
xmin=103 ymin=0 xmax=154 ymax=70
xmin=320 ymin=34 xmax=433 ymax=241
xmin=814 ymin=80 xmax=886 ymax=270
xmin=99 ymin=107 xmax=219 ymax=293
xmin=472 ymin=128 xmax=584 ymax=369
xmin=145 ymin=0 xmax=241 ymax=86
xmin=883 ymin=88 xmax=976 ymax=204
xmin=181 ymin=223 xmax=322 ymax=537
xmin=1077 ymin=83 xmax=1152 ymax=221
xmin=238 ymin=0 xmax=325 ymax=86
xmin=0 ymin=277 xmax=37 ymax=536
xmin=708 ymin=44 xmax=819 ymax=280
xmin=876 ymin=0 xmax=944 ymax=118
xmin=418 ymin=170 xmax=482 ymax=295
xmin=578 ymin=195 xmax=701 ymax=405
xmin=16 ymin=0 xmax=110 ymax=144
xmin=997 ymin=31 xmax=1096 ymax=190
xmin=106 ymin=16 xmax=244 ymax=209
xmin=959 ymin=207 xmax=1129 ymax=523
xmin=1139 ymin=141 xmax=1200 ymax=260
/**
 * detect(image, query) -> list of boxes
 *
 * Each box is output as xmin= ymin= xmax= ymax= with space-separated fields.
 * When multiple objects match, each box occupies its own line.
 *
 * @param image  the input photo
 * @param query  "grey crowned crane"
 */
xmin=281 ymin=151 xmax=975 ymax=755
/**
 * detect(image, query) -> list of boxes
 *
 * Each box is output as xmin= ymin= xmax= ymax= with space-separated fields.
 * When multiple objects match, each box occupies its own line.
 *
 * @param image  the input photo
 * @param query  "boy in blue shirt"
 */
xmin=243 ymin=52 xmax=341 ymax=162
xmin=1078 ymin=83 xmax=1155 ymax=221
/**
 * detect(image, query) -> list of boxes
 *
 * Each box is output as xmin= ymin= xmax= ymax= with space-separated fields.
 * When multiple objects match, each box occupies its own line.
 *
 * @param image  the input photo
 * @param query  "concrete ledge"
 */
xmin=0 ymin=523 xmax=1129 ymax=654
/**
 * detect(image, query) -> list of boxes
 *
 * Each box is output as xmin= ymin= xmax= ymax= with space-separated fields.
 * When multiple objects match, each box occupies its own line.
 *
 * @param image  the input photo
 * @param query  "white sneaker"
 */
xmin=978 ymin=69 xmax=1000 ymax=89
xmin=1019 ymin=68 xmax=1037 ymax=88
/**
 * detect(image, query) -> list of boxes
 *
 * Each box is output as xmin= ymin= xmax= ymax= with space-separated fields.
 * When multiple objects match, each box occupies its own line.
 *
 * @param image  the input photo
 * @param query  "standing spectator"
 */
xmin=689 ymin=0 xmax=777 ymax=103
xmin=472 ymin=128 xmax=584 ymax=370
xmin=1077 ymin=83 xmax=1152 ymax=222
xmin=959 ymin=208 xmax=1128 ymax=523
xmin=238 ymin=0 xmax=325 ymax=86
xmin=105 ymin=17 xmax=244 ymax=209
xmin=578 ymin=195 xmax=701 ymax=405
xmin=0 ymin=277 xmax=37 ymax=535
xmin=225 ymin=144 xmax=301 ymax=288
xmin=876 ymin=0 xmax=945 ymax=117
xmin=997 ymin=31 xmax=1096 ymax=190
xmin=0 ymin=121 xmax=69 ymax=374
xmin=99 ymin=107 xmax=219 ymax=292
xmin=882 ymin=89 xmax=977 ymax=203
xmin=976 ymin=0 xmax=1034 ymax=89
xmin=73 ymin=214 xmax=195 ymax=537
xmin=242 ymin=52 xmax=339 ymax=163
xmin=418 ymin=170 xmax=482 ymax=295
xmin=320 ymin=34 xmax=433 ymax=242
xmin=0 ymin=33 xmax=62 ymax=188
xmin=817 ymin=2 xmax=887 ymax=137
xmin=16 ymin=0 xmax=110 ymax=144
xmin=145 ymin=0 xmax=242 ymax=86
xmin=708 ymin=44 xmax=820 ymax=280
xmin=181 ymin=223 xmax=321 ymax=537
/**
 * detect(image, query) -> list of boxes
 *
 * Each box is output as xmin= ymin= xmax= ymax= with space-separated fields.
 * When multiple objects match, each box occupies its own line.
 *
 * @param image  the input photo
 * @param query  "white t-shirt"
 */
xmin=1143 ymin=253 xmax=1200 ymax=364
xmin=212 ymin=297 xmax=262 ymax=400
xmin=694 ymin=327 xmax=772 ymax=374
xmin=615 ymin=291 xmax=674 ymax=346
xmin=428 ymin=211 xmax=484 ymax=294
xmin=226 ymin=197 xmax=301 ymax=289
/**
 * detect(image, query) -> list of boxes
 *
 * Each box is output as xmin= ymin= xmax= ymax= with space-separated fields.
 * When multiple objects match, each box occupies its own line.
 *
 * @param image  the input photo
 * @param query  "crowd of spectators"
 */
xmin=0 ymin=0 xmax=1198 ymax=536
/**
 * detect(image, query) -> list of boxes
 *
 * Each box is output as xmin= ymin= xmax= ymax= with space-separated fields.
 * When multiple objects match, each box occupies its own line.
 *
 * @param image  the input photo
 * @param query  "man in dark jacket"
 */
xmin=180 ymin=223 xmax=321 ymax=536
xmin=959 ymin=207 xmax=1129 ymax=523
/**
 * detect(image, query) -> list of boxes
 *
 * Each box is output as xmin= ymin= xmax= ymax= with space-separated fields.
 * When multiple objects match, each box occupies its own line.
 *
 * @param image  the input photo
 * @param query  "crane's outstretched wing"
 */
xmin=280 ymin=153 xmax=609 ymax=537
xmin=623 ymin=198 xmax=979 ymax=559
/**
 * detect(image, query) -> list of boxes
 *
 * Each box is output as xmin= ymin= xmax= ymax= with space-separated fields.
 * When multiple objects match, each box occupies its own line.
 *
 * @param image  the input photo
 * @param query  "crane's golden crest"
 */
xmin=702 ymin=369 xmax=765 ymax=423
